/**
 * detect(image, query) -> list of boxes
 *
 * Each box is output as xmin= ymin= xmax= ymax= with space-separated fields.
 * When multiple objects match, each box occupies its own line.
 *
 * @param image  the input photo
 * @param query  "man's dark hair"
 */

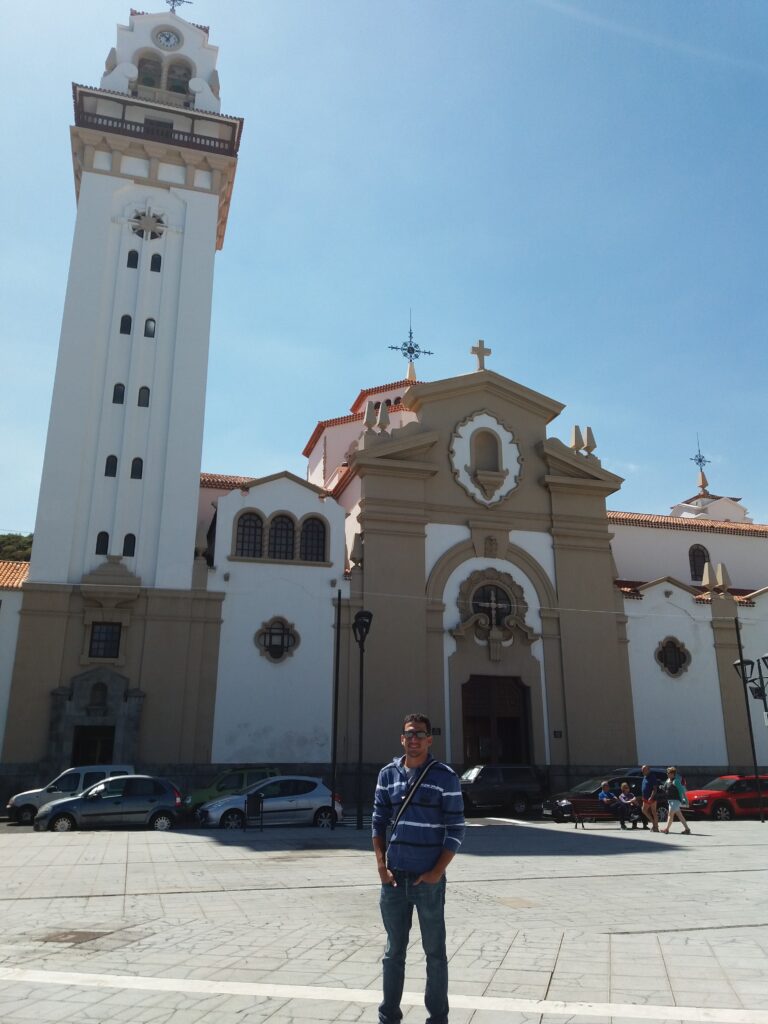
xmin=403 ymin=713 xmax=431 ymax=733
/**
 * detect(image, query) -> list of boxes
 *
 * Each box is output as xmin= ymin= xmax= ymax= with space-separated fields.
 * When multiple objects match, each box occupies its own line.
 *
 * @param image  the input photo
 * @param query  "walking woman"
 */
xmin=662 ymin=766 xmax=690 ymax=834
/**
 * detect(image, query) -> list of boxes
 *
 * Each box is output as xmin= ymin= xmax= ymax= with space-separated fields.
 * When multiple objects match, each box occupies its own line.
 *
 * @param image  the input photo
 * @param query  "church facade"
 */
xmin=1 ymin=10 xmax=766 ymax=788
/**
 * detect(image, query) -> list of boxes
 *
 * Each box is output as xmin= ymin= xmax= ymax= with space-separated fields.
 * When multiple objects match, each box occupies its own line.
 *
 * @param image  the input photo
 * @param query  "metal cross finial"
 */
xmin=388 ymin=312 xmax=434 ymax=372
xmin=166 ymin=0 xmax=192 ymax=13
xmin=471 ymin=339 xmax=492 ymax=370
xmin=690 ymin=435 xmax=710 ymax=472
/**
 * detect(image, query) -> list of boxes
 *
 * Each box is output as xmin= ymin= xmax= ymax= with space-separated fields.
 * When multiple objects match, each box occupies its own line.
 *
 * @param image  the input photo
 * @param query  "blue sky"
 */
xmin=2 ymin=1 xmax=767 ymax=534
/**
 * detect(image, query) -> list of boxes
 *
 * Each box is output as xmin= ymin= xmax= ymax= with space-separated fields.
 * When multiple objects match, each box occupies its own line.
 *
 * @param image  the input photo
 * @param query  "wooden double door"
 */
xmin=462 ymin=675 xmax=531 ymax=765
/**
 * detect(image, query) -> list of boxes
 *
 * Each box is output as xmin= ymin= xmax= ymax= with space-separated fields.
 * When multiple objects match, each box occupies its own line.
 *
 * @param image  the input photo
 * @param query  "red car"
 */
xmin=685 ymin=775 xmax=768 ymax=820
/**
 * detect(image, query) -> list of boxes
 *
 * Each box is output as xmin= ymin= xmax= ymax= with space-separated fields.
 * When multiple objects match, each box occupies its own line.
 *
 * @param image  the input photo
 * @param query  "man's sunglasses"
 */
xmin=402 ymin=730 xmax=430 ymax=740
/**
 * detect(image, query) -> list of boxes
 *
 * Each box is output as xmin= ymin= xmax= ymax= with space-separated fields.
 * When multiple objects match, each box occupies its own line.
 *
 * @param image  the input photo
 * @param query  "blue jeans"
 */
xmin=379 ymin=871 xmax=448 ymax=1024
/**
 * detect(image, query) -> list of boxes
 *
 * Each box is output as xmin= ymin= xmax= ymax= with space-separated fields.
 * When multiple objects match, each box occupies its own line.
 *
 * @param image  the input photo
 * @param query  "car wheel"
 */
xmin=220 ymin=809 xmax=245 ymax=830
xmin=50 ymin=814 xmax=76 ymax=833
xmin=313 ymin=807 xmax=335 ymax=828
xmin=17 ymin=805 xmax=37 ymax=826
xmin=510 ymin=796 xmax=529 ymax=817
xmin=711 ymin=802 xmax=733 ymax=821
xmin=150 ymin=812 xmax=174 ymax=832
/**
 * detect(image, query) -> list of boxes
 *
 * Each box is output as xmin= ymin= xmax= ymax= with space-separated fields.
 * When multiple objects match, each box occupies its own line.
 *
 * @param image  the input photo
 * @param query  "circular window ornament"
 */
xmin=254 ymin=617 xmax=300 ymax=663
xmin=654 ymin=637 xmax=691 ymax=678
xmin=449 ymin=410 xmax=522 ymax=506
xmin=130 ymin=208 xmax=165 ymax=240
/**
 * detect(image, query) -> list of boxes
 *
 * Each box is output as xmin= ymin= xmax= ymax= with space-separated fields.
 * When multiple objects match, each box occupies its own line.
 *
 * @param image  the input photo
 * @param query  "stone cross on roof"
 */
xmin=471 ymin=339 xmax=492 ymax=371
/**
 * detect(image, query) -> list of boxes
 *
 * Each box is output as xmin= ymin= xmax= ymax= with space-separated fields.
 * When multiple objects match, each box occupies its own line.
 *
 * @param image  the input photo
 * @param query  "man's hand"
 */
xmin=414 ymin=868 xmax=443 ymax=885
xmin=378 ymin=863 xmax=397 ymax=886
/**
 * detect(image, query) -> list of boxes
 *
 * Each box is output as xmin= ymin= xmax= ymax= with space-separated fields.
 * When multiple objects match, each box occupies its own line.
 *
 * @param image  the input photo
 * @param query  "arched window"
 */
xmin=137 ymin=386 xmax=150 ymax=407
xmin=144 ymin=318 xmax=156 ymax=338
xmin=167 ymin=60 xmax=192 ymax=94
xmin=268 ymin=515 xmax=294 ymax=560
xmin=689 ymin=544 xmax=709 ymax=582
xmin=137 ymin=55 xmax=161 ymax=88
xmin=150 ymin=254 xmax=162 ymax=272
xmin=104 ymin=455 xmax=118 ymax=477
xmin=95 ymin=531 xmax=109 ymax=555
xmin=122 ymin=533 xmax=136 ymax=557
xmin=112 ymin=383 xmax=125 ymax=404
xmin=127 ymin=250 xmax=139 ymax=268
xmin=472 ymin=430 xmax=501 ymax=472
xmin=299 ymin=518 xmax=326 ymax=562
xmin=130 ymin=458 xmax=143 ymax=480
xmin=120 ymin=314 xmax=132 ymax=335
xmin=235 ymin=512 xmax=263 ymax=558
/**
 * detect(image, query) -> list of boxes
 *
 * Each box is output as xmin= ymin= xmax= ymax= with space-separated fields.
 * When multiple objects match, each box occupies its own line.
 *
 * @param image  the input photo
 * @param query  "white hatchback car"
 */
xmin=196 ymin=775 xmax=342 ymax=829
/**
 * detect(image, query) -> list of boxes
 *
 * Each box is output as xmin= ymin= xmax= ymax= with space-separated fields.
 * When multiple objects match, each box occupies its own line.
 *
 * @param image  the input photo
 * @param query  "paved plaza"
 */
xmin=0 ymin=817 xmax=765 ymax=1024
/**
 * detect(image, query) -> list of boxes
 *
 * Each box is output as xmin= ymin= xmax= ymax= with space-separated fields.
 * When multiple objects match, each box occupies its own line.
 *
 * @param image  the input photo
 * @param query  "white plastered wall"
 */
xmin=210 ymin=477 xmax=347 ymax=763
xmin=624 ymin=584 xmax=728 ymax=765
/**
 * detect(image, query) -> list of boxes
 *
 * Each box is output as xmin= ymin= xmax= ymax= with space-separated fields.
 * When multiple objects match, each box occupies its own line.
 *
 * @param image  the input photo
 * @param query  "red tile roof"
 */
xmin=615 ymin=578 xmax=755 ymax=605
xmin=607 ymin=511 xmax=768 ymax=538
xmin=0 ymin=560 xmax=29 ymax=590
xmin=349 ymin=380 xmax=414 ymax=413
xmin=302 ymin=412 xmax=366 ymax=458
xmin=200 ymin=472 xmax=256 ymax=490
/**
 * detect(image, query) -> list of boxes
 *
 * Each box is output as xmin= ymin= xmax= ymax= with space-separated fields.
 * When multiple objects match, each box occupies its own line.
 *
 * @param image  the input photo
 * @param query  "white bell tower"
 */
xmin=29 ymin=9 xmax=243 ymax=589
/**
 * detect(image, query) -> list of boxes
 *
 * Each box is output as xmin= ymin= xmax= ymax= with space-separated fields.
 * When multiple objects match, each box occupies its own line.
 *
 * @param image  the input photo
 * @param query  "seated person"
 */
xmin=618 ymin=781 xmax=647 ymax=829
xmin=598 ymin=781 xmax=630 ymax=828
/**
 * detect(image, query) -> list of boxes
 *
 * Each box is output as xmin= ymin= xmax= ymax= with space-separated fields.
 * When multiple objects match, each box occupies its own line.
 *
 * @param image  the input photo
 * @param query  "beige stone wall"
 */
xmin=3 ymin=571 xmax=223 ymax=767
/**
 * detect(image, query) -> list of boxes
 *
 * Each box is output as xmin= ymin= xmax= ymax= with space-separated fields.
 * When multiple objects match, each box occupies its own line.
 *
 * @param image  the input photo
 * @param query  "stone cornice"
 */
xmin=404 ymin=370 xmax=564 ymax=423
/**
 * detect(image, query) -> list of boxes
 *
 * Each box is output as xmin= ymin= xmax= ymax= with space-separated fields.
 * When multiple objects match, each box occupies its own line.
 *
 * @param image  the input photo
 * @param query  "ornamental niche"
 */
xmin=448 ymin=410 xmax=522 ymax=506
xmin=451 ymin=569 xmax=536 ymax=662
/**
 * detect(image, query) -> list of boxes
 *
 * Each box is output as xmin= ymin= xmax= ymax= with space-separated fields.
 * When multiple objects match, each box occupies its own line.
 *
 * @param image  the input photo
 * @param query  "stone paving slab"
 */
xmin=0 ymin=818 xmax=766 ymax=1023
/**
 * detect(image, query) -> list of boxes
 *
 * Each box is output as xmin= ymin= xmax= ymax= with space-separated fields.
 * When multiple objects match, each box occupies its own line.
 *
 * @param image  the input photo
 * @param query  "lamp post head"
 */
xmin=734 ymin=658 xmax=755 ymax=681
xmin=352 ymin=609 xmax=373 ymax=647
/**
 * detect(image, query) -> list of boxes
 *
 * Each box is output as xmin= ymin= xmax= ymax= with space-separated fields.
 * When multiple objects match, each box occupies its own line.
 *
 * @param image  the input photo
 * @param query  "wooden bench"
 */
xmin=571 ymin=796 xmax=632 ymax=829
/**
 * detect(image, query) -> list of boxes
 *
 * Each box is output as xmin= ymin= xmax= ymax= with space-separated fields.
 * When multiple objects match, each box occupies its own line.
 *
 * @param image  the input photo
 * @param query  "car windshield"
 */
xmin=570 ymin=777 xmax=607 ymax=794
xmin=461 ymin=767 xmax=482 ymax=781
xmin=700 ymin=777 xmax=734 ymax=791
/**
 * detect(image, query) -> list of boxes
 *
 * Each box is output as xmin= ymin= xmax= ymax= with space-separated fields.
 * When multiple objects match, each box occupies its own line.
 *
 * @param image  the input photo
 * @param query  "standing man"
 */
xmin=372 ymin=714 xmax=465 ymax=1024
xmin=641 ymin=764 xmax=660 ymax=832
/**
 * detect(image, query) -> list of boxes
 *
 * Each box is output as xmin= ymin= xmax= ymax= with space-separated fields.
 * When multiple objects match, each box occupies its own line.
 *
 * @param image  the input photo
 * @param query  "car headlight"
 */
xmin=557 ymin=800 xmax=571 ymax=806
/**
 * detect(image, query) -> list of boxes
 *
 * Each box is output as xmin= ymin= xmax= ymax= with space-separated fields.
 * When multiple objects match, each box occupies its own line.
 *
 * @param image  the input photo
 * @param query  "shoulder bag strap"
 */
xmin=391 ymin=760 xmax=437 ymax=832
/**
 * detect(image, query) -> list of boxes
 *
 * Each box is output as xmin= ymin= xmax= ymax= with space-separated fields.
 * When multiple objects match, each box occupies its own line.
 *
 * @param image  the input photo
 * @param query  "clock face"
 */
xmin=155 ymin=29 xmax=181 ymax=49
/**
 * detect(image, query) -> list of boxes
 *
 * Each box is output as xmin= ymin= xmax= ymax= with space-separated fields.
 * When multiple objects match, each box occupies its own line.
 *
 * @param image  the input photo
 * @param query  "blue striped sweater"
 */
xmin=372 ymin=755 xmax=466 ymax=874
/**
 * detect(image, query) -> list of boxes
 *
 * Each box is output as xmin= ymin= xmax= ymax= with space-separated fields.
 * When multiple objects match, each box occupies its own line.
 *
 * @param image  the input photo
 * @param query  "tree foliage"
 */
xmin=0 ymin=534 xmax=33 ymax=562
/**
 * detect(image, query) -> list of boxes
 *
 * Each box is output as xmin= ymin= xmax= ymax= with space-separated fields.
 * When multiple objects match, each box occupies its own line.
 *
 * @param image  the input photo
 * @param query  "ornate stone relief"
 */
xmin=451 ymin=568 xmax=536 ymax=662
xmin=254 ymin=616 xmax=300 ymax=663
xmin=654 ymin=636 xmax=691 ymax=678
xmin=448 ymin=410 xmax=522 ymax=506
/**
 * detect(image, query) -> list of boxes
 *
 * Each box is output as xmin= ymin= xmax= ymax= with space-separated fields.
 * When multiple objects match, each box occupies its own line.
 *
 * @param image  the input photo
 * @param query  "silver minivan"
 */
xmin=7 ymin=764 xmax=134 ymax=824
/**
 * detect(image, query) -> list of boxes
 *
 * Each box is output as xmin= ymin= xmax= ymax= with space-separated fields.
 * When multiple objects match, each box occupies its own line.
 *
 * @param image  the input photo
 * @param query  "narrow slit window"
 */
xmin=150 ymin=254 xmax=162 ymax=272
xmin=95 ymin=531 xmax=109 ymax=555
xmin=137 ymin=386 xmax=150 ymax=407
xmin=130 ymin=458 xmax=143 ymax=480
xmin=120 ymin=314 xmax=132 ymax=335
xmin=122 ymin=533 xmax=136 ymax=557
xmin=112 ymin=383 xmax=125 ymax=404
xmin=144 ymin=318 xmax=156 ymax=338
xmin=127 ymin=250 xmax=139 ymax=268
xmin=689 ymin=545 xmax=709 ymax=582
xmin=104 ymin=455 xmax=118 ymax=477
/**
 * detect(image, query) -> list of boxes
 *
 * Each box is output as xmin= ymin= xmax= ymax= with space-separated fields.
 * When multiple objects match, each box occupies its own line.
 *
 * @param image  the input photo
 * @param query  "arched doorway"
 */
xmin=462 ymin=675 xmax=531 ymax=765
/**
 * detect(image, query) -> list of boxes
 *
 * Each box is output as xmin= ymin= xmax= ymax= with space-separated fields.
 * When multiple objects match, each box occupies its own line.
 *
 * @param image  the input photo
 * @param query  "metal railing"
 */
xmin=75 ymin=110 xmax=236 ymax=156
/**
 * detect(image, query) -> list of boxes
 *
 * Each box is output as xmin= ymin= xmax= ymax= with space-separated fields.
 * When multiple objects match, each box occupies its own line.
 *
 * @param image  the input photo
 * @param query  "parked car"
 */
xmin=460 ymin=765 xmax=545 ymax=816
xmin=685 ymin=775 xmax=768 ymax=820
xmin=7 ymin=764 xmax=134 ymax=825
xmin=542 ymin=767 xmax=673 ymax=822
xmin=183 ymin=765 xmax=279 ymax=812
xmin=196 ymin=775 xmax=342 ymax=829
xmin=33 ymin=775 xmax=182 ymax=832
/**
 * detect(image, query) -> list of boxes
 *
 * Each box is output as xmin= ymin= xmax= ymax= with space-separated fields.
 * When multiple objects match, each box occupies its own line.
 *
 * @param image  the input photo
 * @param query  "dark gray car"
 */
xmin=33 ymin=775 xmax=182 ymax=832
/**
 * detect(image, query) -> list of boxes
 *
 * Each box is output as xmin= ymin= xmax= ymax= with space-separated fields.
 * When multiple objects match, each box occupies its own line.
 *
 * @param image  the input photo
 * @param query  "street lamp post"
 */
xmin=352 ymin=610 xmax=373 ymax=831
xmin=732 ymin=617 xmax=767 ymax=824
